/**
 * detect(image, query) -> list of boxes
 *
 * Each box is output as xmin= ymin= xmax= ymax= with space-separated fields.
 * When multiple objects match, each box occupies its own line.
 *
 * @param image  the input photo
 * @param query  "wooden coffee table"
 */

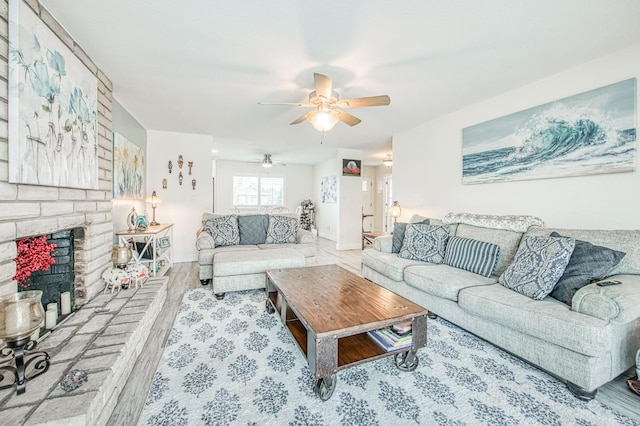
xmin=265 ymin=264 xmax=428 ymax=400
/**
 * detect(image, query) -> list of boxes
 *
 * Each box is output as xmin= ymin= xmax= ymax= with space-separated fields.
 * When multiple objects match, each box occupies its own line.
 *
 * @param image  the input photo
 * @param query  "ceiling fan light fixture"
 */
xmin=308 ymin=108 xmax=339 ymax=132
xmin=383 ymin=154 xmax=393 ymax=167
xmin=262 ymin=154 xmax=273 ymax=168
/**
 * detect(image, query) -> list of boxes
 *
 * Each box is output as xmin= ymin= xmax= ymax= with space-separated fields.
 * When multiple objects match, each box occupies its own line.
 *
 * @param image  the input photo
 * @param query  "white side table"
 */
xmin=116 ymin=223 xmax=174 ymax=276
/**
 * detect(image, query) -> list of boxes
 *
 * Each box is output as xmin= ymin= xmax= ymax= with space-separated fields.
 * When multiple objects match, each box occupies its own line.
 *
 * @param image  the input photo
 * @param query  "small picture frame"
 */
xmin=159 ymin=237 xmax=171 ymax=248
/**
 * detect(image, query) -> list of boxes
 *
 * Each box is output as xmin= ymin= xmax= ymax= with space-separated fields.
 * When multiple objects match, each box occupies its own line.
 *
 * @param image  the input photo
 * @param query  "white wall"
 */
xmin=215 ymin=161 xmax=313 ymax=214
xmin=313 ymin=158 xmax=338 ymax=241
xmin=394 ymin=44 xmax=640 ymax=229
xmin=147 ymin=130 xmax=214 ymax=262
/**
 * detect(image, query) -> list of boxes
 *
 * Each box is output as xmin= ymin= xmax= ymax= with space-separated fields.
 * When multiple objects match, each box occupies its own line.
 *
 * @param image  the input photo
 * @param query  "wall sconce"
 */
xmin=192 ymin=179 xmax=196 ymax=190
xmin=168 ymin=161 xmax=172 ymax=174
xmin=162 ymin=178 xmax=167 ymax=189
xmin=389 ymin=201 xmax=402 ymax=222
xmin=383 ymin=154 xmax=393 ymax=168
xmin=178 ymin=155 xmax=184 ymax=169
xmin=145 ymin=190 xmax=162 ymax=226
xmin=179 ymin=171 xmax=183 ymax=186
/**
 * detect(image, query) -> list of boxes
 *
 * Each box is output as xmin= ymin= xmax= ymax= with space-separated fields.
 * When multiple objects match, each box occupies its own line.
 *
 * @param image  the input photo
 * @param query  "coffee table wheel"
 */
xmin=394 ymin=350 xmax=419 ymax=372
xmin=314 ymin=374 xmax=337 ymax=401
xmin=265 ymin=300 xmax=275 ymax=314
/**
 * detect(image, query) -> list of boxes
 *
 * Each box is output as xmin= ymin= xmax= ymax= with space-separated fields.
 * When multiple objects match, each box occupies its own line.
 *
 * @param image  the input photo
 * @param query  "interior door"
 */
xmin=384 ymin=174 xmax=393 ymax=233
xmin=362 ymin=177 xmax=373 ymax=232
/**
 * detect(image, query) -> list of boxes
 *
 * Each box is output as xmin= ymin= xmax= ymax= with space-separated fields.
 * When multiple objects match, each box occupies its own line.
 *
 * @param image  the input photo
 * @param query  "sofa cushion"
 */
xmin=213 ymin=248 xmax=305 ymax=276
xmin=238 ymin=214 xmax=269 ymax=245
xmin=266 ymin=215 xmax=298 ymax=244
xmin=458 ymin=284 xmax=609 ymax=356
xmin=444 ymin=236 xmax=500 ymax=278
xmin=500 ymin=235 xmax=575 ymax=300
xmin=398 ymin=224 xmax=449 ymax=263
xmin=404 ymin=264 xmax=497 ymax=302
xmin=454 ymin=224 xmax=523 ymax=276
xmin=258 ymin=242 xmax=316 ymax=258
xmin=549 ymin=232 xmax=626 ymax=306
xmin=361 ymin=250 xmax=424 ymax=282
xmin=203 ymin=215 xmax=240 ymax=247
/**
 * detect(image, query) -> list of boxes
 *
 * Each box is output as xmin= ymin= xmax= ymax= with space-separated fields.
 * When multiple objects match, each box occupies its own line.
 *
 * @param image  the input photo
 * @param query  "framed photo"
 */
xmin=8 ymin=0 xmax=99 ymax=189
xmin=342 ymin=159 xmax=361 ymax=176
xmin=159 ymin=237 xmax=171 ymax=248
xmin=462 ymin=78 xmax=636 ymax=184
xmin=321 ymin=176 xmax=337 ymax=203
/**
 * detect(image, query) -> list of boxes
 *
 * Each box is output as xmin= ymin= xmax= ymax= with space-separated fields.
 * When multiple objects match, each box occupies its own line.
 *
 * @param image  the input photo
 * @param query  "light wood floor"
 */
xmin=108 ymin=238 xmax=639 ymax=425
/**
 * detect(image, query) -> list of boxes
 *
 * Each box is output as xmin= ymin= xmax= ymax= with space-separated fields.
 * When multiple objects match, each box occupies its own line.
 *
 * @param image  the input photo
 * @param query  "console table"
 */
xmin=116 ymin=223 xmax=174 ymax=276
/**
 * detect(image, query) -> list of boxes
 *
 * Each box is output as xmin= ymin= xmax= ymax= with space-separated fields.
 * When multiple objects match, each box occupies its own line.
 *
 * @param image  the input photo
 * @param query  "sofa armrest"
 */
xmin=572 ymin=275 xmax=640 ymax=323
xmin=297 ymin=228 xmax=315 ymax=244
xmin=373 ymin=235 xmax=393 ymax=253
xmin=196 ymin=230 xmax=215 ymax=250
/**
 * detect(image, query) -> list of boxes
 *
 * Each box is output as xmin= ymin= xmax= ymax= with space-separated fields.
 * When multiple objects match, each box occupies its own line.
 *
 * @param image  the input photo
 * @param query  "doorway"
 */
xmin=362 ymin=177 xmax=373 ymax=232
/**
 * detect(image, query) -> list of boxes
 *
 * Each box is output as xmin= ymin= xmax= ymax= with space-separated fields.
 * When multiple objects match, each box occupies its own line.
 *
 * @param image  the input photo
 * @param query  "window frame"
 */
xmin=232 ymin=174 xmax=286 ymax=208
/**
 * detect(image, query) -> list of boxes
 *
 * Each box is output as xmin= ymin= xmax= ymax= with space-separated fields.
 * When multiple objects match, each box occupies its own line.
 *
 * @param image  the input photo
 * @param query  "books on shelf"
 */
xmin=367 ymin=323 xmax=412 ymax=352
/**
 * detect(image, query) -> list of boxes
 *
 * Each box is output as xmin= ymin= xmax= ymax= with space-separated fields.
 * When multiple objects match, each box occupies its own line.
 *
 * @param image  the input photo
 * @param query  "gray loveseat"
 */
xmin=362 ymin=212 xmax=640 ymax=399
xmin=196 ymin=212 xmax=316 ymax=298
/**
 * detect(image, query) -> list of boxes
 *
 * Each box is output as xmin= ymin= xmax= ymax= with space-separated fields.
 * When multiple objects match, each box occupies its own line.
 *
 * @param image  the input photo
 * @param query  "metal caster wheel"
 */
xmin=394 ymin=351 xmax=419 ymax=372
xmin=265 ymin=300 xmax=275 ymax=314
xmin=314 ymin=374 xmax=337 ymax=401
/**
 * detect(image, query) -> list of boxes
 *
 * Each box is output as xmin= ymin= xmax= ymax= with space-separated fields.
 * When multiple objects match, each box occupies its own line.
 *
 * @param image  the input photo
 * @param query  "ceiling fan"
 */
xmin=251 ymin=154 xmax=286 ymax=168
xmin=259 ymin=73 xmax=391 ymax=132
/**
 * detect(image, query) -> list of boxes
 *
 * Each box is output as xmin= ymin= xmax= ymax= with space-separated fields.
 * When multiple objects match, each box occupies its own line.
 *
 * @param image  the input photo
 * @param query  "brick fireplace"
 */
xmin=0 ymin=0 xmax=114 ymax=305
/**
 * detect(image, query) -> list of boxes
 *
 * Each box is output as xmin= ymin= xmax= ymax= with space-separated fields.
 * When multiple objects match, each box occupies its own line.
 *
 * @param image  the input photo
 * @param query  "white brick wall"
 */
xmin=0 ymin=0 xmax=115 ymax=303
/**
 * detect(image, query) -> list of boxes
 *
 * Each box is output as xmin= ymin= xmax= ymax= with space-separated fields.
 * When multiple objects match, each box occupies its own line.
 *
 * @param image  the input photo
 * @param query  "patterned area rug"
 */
xmin=138 ymin=289 xmax=638 ymax=425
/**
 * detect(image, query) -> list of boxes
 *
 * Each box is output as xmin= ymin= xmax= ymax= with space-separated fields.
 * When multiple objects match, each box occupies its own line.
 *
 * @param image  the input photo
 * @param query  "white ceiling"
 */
xmin=40 ymin=0 xmax=640 ymax=166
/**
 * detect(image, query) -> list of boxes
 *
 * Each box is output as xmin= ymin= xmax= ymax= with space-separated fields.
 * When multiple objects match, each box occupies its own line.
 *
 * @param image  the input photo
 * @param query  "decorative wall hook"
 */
xmin=178 ymin=155 xmax=184 ymax=169
xmin=162 ymin=178 xmax=167 ymax=189
xmin=188 ymin=161 xmax=193 ymax=175
xmin=179 ymin=171 xmax=183 ymax=185
xmin=168 ymin=161 xmax=173 ymax=174
xmin=192 ymin=179 xmax=196 ymax=190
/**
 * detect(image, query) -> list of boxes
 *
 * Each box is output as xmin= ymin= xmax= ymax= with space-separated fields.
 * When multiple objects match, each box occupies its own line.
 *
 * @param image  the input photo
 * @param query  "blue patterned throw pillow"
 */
xmin=238 ymin=214 xmax=269 ymax=245
xmin=392 ymin=218 xmax=430 ymax=253
xmin=265 ymin=215 xmax=298 ymax=244
xmin=398 ymin=224 xmax=449 ymax=263
xmin=499 ymin=235 xmax=575 ymax=300
xmin=203 ymin=215 xmax=240 ymax=247
xmin=444 ymin=236 xmax=500 ymax=277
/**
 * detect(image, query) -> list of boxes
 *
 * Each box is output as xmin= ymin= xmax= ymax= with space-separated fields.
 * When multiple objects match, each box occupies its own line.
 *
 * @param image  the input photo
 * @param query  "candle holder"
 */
xmin=0 ymin=291 xmax=50 ymax=395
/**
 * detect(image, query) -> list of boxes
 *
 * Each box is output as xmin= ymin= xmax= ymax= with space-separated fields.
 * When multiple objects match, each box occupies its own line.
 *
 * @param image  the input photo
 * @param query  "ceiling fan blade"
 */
xmin=336 ymin=95 xmax=391 ymax=108
xmin=290 ymin=113 xmax=309 ymax=125
xmin=314 ymin=73 xmax=333 ymax=100
xmin=258 ymin=102 xmax=314 ymax=107
xmin=336 ymin=110 xmax=361 ymax=126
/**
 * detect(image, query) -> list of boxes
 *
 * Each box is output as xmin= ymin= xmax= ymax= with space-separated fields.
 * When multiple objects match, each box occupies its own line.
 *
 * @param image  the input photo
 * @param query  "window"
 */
xmin=233 ymin=175 xmax=285 ymax=207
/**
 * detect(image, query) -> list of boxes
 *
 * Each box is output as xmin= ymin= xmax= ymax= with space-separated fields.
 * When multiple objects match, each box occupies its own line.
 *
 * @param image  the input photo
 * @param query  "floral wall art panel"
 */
xmin=321 ymin=175 xmax=337 ymax=203
xmin=113 ymin=132 xmax=144 ymax=199
xmin=462 ymin=78 xmax=637 ymax=184
xmin=8 ymin=0 xmax=99 ymax=189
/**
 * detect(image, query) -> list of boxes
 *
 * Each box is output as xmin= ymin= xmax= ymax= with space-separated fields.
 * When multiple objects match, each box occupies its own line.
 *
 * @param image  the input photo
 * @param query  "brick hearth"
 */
xmin=0 ymin=276 xmax=167 ymax=425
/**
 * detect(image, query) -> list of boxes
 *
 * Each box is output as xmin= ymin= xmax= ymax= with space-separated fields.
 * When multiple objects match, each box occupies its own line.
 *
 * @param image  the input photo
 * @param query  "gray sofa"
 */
xmin=196 ymin=212 xmax=316 ymax=298
xmin=362 ymin=212 xmax=640 ymax=399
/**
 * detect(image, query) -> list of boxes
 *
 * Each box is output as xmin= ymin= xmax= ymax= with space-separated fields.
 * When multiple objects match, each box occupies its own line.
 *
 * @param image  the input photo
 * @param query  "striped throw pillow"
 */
xmin=444 ymin=236 xmax=500 ymax=277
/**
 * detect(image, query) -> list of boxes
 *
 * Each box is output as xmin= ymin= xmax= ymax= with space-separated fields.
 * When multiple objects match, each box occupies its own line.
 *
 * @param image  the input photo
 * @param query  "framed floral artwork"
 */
xmin=8 ymin=0 xmax=99 ymax=189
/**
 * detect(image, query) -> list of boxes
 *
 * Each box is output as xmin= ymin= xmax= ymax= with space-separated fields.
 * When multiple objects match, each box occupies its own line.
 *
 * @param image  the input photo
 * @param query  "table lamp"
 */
xmin=389 ymin=201 xmax=402 ymax=222
xmin=145 ymin=190 xmax=162 ymax=226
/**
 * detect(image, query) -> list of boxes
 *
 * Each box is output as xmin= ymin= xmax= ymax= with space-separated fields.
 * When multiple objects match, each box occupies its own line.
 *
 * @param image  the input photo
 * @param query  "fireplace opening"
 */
xmin=17 ymin=229 xmax=77 ymax=318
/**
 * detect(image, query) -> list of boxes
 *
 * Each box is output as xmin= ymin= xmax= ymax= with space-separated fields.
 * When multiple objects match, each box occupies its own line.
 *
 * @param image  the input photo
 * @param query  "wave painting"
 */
xmin=462 ymin=78 xmax=636 ymax=184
